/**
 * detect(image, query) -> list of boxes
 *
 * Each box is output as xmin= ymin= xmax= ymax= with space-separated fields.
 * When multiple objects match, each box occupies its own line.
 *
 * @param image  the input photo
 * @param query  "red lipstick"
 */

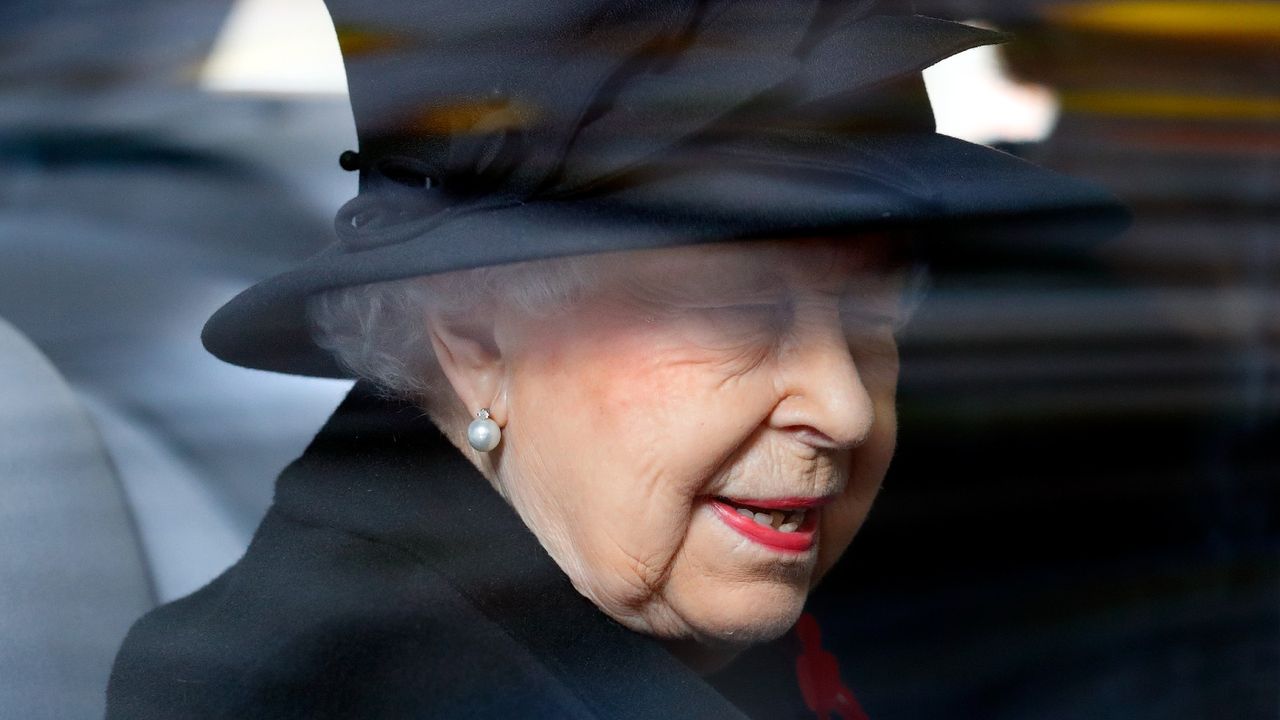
xmin=708 ymin=497 xmax=821 ymax=553
xmin=727 ymin=497 xmax=830 ymax=510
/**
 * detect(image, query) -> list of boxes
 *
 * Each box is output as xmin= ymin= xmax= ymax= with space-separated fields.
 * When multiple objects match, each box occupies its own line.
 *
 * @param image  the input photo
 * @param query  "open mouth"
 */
xmin=707 ymin=496 xmax=822 ymax=553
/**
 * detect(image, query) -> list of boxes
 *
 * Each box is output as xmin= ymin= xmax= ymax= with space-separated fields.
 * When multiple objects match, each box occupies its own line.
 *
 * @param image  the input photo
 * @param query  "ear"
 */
xmin=425 ymin=306 xmax=509 ymax=427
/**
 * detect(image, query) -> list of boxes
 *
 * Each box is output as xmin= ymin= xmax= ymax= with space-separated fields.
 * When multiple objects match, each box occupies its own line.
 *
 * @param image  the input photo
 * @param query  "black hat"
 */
xmin=203 ymin=0 xmax=1129 ymax=378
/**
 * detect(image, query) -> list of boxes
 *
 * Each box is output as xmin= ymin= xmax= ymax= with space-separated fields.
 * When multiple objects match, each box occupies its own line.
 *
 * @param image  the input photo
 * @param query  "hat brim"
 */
xmin=203 ymin=132 xmax=1130 ymax=378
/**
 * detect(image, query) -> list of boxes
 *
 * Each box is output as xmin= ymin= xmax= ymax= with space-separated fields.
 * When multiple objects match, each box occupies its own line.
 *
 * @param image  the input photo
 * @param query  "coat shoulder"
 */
xmin=105 ymin=509 xmax=593 ymax=719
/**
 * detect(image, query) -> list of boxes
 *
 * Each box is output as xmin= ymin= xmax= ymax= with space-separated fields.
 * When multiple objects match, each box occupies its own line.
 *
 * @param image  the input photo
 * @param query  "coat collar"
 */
xmin=271 ymin=382 xmax=807 ymax=719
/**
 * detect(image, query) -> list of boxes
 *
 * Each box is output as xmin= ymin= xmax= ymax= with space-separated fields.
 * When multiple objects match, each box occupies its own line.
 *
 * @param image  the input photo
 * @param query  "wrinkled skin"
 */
xmin=427 ymin=237 xmax=905 ymax=665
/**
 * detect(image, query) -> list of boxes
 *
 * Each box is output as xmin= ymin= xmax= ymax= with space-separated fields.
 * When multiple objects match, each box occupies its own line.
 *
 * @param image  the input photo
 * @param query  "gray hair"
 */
xmin=306 ymin=256 xmax=602 ymax=408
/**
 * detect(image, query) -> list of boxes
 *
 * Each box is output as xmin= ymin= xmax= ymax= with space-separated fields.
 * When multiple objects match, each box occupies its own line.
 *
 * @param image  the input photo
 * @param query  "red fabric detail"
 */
xmin=794 ymin=613 xmax=870 ymax=720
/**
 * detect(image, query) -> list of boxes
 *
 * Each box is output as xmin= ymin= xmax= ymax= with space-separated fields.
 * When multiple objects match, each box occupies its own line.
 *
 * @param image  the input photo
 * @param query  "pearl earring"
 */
xmin=467 ymin=408 xmax=501 ymax=452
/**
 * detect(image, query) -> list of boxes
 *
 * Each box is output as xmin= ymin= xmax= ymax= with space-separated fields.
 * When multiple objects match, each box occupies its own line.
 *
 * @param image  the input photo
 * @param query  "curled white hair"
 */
xmin=306 ymin=256 xmax=600 ymax=404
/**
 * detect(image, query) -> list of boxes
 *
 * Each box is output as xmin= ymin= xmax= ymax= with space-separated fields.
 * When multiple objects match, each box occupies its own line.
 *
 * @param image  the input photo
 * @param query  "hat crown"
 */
xmin=325 ymin=0 xmax=1003 ymax=234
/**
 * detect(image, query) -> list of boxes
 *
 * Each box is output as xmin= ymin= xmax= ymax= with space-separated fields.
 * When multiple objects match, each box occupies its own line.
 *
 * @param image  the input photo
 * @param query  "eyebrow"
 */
xmin=621 ymin=262 xmax=779 ymax=307
xmin=626 ymin=238 xmax=912 ymax=301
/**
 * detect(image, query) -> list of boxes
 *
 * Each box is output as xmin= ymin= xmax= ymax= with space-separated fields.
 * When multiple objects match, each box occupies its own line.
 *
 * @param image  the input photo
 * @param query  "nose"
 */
xmin=768 ymin=298 xmax=876 ymax=450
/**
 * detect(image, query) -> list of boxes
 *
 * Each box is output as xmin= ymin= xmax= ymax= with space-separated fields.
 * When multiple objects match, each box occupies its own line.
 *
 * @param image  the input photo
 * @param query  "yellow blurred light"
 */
xmin=335 ymin=26 xmax=407 ymax=57
xmin=1047 ymin=2 xmax=1280 ymax=39
xmin=1062 ymin=90 xmax=1280 ymax=121
xmin=412 ymin=99 xmax=539 ymax=135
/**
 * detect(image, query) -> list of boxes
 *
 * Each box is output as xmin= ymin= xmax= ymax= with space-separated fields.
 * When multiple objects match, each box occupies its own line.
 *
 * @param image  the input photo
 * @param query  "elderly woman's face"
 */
xmin=442 ymin=237 xmax=904 ymax=649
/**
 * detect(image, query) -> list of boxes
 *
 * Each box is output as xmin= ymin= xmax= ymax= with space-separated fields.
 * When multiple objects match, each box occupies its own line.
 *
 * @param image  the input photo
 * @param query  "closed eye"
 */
xmin=707 ymin=302 xmax=790 ymax=330
xmin=838 ymin=263 xmax=929 ymax=335
xmin=840 ymin=301 xmax=903 ymax=334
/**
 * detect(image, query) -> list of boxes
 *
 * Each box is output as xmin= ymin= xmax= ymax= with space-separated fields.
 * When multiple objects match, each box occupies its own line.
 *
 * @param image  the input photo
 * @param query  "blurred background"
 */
xmin=0 ymin=1 xmax=1274 ymax=718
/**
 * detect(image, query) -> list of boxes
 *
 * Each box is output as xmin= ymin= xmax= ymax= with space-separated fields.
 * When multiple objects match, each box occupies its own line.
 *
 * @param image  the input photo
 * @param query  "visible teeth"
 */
xmin=722 ymin=499 xmax=811 ymax=531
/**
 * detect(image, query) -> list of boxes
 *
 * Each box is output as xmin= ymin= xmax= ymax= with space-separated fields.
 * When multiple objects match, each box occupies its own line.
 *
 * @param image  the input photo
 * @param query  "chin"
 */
xmin=681 ymin=580 xmax=810 ymax=647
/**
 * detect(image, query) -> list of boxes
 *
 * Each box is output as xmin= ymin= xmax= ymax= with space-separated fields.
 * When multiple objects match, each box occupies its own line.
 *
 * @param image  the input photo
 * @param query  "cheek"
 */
xmin=501 ymin=300 xmax=899 ymax=637
xmin=505 ymin=317 xmax=772 ymax=603
xmin=566 ymin=321 xmax=772 ymax=490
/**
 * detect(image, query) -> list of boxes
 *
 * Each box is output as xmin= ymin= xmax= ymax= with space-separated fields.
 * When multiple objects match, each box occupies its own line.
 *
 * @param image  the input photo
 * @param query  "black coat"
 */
xmin=105 ymin=384 xmax=824 ymax=719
